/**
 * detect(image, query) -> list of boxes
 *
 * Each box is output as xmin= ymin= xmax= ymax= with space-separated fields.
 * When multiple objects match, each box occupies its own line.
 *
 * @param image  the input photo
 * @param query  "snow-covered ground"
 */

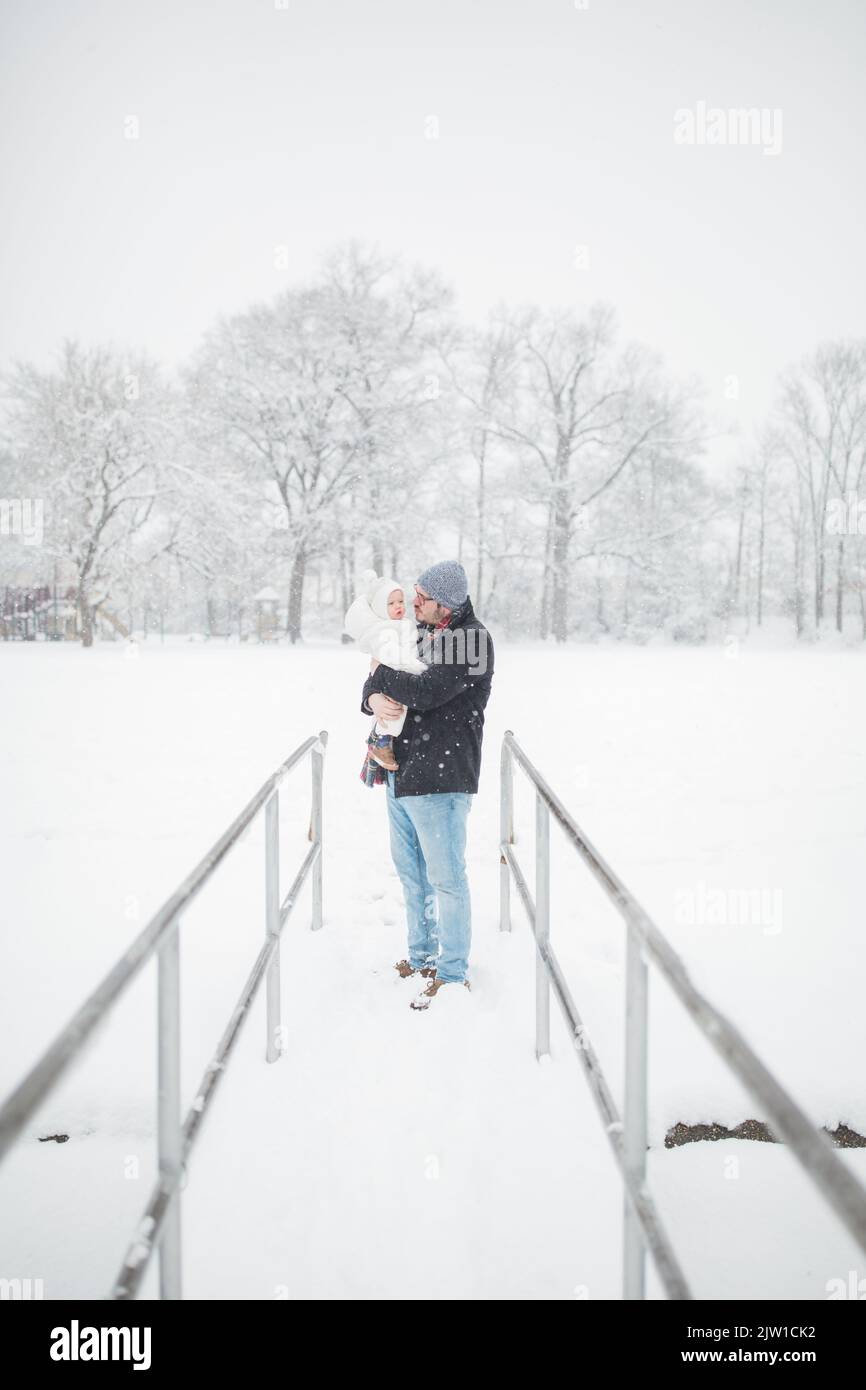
xmin=1 ymin=638 xmax=865 ymax=1299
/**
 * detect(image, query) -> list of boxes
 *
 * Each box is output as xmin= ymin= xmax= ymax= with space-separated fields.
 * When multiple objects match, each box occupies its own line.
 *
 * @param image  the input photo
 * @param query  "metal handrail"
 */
xmin=500 ymin=730 xmax=866 ymax=1300
xmin=0 ymin=731 xmax=328 ymax=1300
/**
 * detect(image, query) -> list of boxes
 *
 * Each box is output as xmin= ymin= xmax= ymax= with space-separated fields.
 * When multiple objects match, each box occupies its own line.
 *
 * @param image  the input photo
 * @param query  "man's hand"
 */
xmin=368 ymin=692 xmax=404 ymax=721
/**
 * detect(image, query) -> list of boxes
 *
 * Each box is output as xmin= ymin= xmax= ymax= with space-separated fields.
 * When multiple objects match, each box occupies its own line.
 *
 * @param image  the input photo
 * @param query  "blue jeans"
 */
xmin=385 ymin=771 xmax=473 ymax=983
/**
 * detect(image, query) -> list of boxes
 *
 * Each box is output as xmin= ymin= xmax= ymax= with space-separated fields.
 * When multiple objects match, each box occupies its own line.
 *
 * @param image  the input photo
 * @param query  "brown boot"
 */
xmin=394 ymin=959 xmax=437 ymax=980
xmin=410 ymin=977 xmax=471 ymax=1010
xmin=369 ymin=741 xmax=398 ymax=771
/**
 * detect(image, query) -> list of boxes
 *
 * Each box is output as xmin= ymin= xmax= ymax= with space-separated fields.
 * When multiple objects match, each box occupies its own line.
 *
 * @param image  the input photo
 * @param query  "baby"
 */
xmin=343 ymin=570 xmax=426 ymax=782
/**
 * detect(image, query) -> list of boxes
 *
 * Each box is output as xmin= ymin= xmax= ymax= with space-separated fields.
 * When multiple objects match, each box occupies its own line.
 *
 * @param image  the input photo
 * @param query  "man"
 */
xmin=361 ymin=560 xmax=494 ymax=1011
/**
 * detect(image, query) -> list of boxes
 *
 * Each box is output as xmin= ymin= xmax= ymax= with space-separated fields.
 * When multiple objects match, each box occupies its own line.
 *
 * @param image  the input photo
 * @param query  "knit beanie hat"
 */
xmin=415 ymin=559 xmax=468 ymax=611
xmin=360 ymin=569 xmax=406 ymax=621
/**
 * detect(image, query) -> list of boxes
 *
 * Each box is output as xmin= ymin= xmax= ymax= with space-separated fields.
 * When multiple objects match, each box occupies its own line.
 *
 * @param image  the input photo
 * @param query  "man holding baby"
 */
xmin=360 ymin=560 xmax=495 ymax=1011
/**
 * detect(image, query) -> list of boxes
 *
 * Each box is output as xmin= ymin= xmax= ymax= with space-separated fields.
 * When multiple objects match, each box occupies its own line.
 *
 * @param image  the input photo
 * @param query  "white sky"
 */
xmin=2 ymin=0 xmax=864 ymax=455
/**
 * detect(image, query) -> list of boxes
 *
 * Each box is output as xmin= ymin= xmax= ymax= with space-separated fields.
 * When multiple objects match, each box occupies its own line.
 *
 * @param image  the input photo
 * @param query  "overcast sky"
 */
xmin=2 ymin=0 xmax=864 ymax=455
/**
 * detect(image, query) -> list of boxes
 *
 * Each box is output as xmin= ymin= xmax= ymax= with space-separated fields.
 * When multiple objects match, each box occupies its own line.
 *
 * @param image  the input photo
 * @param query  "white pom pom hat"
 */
xmin=360 ymin=569 xmax=406 ymax=620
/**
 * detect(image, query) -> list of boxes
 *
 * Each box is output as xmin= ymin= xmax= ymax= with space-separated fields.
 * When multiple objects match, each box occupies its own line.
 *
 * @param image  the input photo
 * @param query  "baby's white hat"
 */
xmin=360 ymin=569 xmax=405 ymax=620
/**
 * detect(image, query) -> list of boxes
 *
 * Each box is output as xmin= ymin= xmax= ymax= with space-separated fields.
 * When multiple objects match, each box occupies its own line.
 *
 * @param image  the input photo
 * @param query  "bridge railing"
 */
xmin=499 ymin=729 xmax=866 ymax=1300
xmin=0 ymin=732 xmax=328 ymax=1300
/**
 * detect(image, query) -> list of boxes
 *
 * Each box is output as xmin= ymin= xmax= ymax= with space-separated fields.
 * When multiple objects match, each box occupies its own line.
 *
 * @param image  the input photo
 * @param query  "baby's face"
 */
xmin=387 ymin=589 xmax=405 ymax=619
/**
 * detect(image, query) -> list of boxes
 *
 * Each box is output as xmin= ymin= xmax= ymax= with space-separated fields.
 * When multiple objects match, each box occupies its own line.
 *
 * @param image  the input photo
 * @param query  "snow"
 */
xmin=1 ymin=639 xmax=865 ymax=1299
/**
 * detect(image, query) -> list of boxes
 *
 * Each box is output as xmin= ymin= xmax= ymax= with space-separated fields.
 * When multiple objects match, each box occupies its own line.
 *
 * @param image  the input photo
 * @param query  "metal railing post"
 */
xmin=499 ymin=729 xmax=866 ymax=1298
xmin=500 ymin=733 xmax=514 ymax=932
xmin=535 ymin=788 xmax=550 ymax=1059
xmin=157 ymin=916 xmax=182 ymax=1300
xmin=0 ymin=731 xmax=329 ymax=1301
xmin=310 ymin=731 xmax=325 ymax=930
xmin=265 ymin=791 xmax=281 ymax=1063
xmin=623 ymin=928 xmax=649 ymax=1299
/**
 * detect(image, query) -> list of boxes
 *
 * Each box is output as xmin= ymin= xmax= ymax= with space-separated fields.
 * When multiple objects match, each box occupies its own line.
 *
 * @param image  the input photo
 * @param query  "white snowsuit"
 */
xmin=343 ymin=571 xmax=426 ymax=738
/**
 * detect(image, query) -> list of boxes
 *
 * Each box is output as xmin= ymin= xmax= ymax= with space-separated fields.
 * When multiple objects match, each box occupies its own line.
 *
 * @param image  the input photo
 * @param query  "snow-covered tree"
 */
xmin=2 ymin=340 xmax=171 ymax=645
xmin=774 ymin=340 xmax=866 ymax=635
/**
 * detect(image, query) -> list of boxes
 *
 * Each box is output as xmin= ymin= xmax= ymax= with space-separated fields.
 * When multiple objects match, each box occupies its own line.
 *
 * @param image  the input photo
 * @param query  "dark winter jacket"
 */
xmin=360 ymin=597 xmax=494 ymax=797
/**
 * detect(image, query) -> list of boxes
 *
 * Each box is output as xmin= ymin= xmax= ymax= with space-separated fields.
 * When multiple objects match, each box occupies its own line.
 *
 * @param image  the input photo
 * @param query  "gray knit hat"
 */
xmin=416 ymin=559 xmax=468 ymax=610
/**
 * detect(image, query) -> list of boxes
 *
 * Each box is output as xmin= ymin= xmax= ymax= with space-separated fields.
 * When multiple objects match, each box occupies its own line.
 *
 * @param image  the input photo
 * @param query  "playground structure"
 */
xmin=0 ymin=586 xmax=131 ymax=642
xmin=1 ymin=583 xmax=292 ymax=644
xmin=252 ymin=586 xmax=281 ymax=642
